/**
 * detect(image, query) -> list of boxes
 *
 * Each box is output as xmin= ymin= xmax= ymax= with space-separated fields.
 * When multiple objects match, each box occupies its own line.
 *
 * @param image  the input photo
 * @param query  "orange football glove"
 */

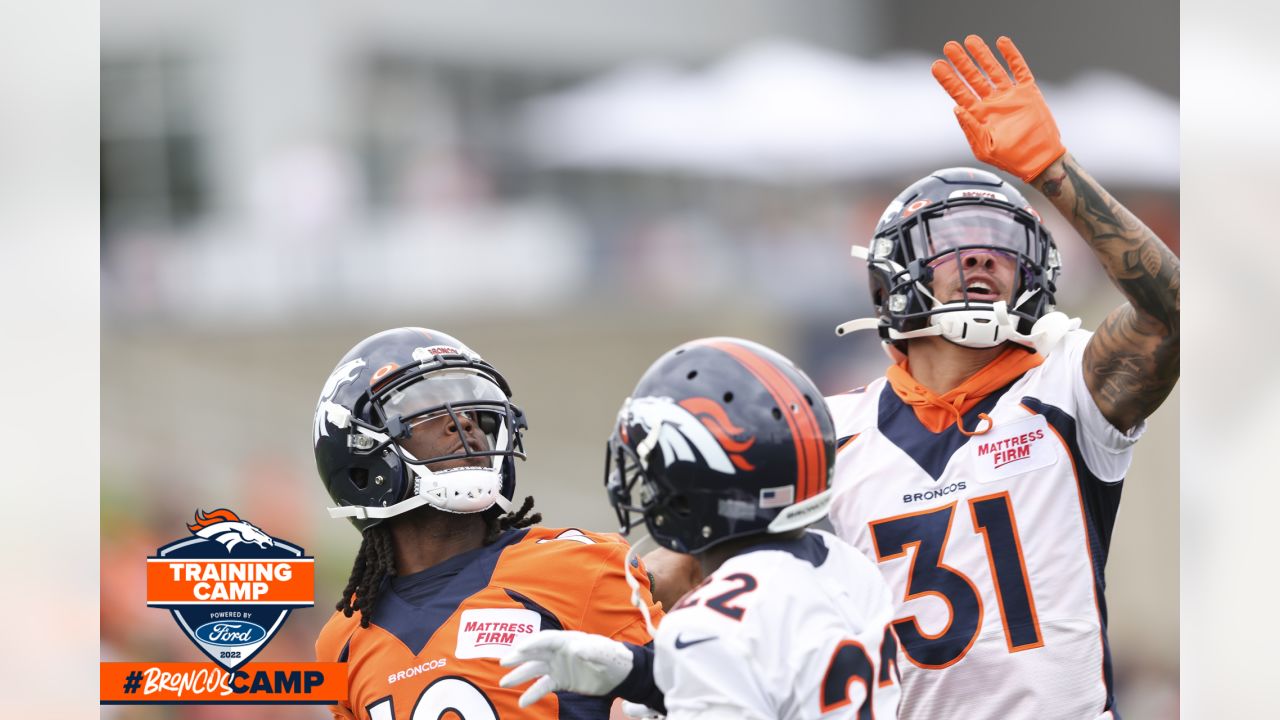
xmin=931 ymin=35 xmax=1066 ymax=182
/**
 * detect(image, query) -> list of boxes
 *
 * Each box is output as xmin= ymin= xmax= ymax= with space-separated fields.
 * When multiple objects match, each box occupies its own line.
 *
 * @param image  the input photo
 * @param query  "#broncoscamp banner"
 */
xmin=102 ymin=509 xmax=346 ymax=705
xmin=100 ymin=662 xmax=348 ymax=704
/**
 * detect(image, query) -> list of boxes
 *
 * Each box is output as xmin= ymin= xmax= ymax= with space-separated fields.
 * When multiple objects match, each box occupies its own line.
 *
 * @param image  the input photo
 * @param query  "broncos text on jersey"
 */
xmin=316 ymin=526 xmax=662 ymax=720
xmin=826 ymin=330 xmax=1144 ymax=720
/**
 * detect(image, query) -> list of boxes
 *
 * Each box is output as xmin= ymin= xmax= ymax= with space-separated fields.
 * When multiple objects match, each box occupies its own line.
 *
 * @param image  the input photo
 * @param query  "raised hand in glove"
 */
xmin=931 ymin=35 xmax=1066 ymax=182
xmin=499 ymin=630 xmax=636 ymax=708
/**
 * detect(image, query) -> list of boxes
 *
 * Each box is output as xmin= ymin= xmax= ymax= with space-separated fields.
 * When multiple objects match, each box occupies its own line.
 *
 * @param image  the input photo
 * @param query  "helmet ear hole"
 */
xmin=668 ymin=494 xmax=692 ymax=517
xmin=349 ymin=467 xmax=369 ymax=491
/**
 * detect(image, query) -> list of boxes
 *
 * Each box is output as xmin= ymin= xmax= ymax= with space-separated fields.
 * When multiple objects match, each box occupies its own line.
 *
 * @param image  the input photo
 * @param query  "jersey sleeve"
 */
xmin=574 ymin=535 xmax=664 ymax=644
xmin=1060 ymin=329 xmax=1146 ymax=483
xmin=652 ymin=561 xmax=784 ymax=720
xmin=657 ymin=631 xmax=774 ymax=720
xmin=315 ymin=610 xmax=357 ymax=661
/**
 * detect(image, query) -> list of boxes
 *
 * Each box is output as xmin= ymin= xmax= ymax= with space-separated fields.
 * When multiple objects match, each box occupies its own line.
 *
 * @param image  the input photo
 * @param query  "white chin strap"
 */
xmin=837 ymin=245 xmax=1080 ymax=357
xmin=327 ymin=427 xmax=513 ymax=521
xmin=622 ymin=535 xmax=659 ymax=636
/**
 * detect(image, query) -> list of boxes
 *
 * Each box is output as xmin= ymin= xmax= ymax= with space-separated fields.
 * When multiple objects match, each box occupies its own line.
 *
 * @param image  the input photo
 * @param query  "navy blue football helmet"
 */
xmin=605 ymin=337 xmax=835 ymax=554
xmin=313 ymin=328 xmax=526 ymax=533
xmin=836 ymin=167 xmax=1072 ymax=355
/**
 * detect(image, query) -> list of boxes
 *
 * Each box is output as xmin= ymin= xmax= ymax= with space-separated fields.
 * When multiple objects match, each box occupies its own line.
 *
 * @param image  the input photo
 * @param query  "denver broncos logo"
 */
xmin=313 ymin=357 xmax=365 ymax=446
xmin=623 ymin=396 xmax=755 ymax=474
xmin=187 ymin=509 xmax=275 ymax=551
xmin=677 ymin=397 xmax=756 ymax=471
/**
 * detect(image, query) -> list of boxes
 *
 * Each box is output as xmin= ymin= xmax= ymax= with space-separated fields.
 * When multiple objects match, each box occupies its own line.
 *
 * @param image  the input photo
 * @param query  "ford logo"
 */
xmin=194 ymin=621 xmax=267 ymax=646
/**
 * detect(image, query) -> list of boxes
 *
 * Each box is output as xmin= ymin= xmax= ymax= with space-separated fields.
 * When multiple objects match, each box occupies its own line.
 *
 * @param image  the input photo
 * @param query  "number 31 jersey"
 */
xmin=652 ymin=530 xmax=901 ymax=720
xmin=826 ymin=331 xmax=1144 ymax=720
xmin=316 ymin=526 xmax=661 ymax=720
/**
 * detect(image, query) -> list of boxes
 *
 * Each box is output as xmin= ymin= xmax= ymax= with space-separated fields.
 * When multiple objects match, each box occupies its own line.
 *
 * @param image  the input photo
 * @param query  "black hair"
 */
xmin=335 ymin=496 xmax=542 ymax=628
xmin=482 ymin=494 xmax=541 ymax=544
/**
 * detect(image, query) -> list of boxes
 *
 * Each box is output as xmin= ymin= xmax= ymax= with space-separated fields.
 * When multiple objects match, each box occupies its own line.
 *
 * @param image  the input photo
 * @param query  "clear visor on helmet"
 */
xmin=907 ymin=206 xmax=1035 ymax=265
xmin=384 ymin=369 xmax=506 ymax=411
xmin=379 ymin=369 xmax=511 ymax=461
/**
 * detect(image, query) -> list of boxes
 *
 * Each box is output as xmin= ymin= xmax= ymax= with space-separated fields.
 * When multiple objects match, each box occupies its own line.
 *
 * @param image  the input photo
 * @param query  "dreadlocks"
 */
xmin=335 ymin=523 xmax=395 ymax=629
xmin=336 ymin=496 xmax=543 ymax=628
xmin=483 ymin=495 xmax=542 ymax=544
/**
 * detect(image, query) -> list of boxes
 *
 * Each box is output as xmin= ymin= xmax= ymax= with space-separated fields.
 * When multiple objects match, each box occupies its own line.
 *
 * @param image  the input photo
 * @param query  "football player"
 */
xmin=820 ymin=36 xmax=1179 ymax=719
xmin=630 ymin=35 xmax=1178 ymax=720
xmin=499 ymin=337 xmax=902 ymax=720
xmin=312 ymin=327 xmax=662 ymax=720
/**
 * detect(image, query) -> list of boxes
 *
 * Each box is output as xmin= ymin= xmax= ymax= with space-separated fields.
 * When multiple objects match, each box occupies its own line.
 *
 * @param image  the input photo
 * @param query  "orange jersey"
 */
xmin=316 ymin=526 xmax=663 ymax=720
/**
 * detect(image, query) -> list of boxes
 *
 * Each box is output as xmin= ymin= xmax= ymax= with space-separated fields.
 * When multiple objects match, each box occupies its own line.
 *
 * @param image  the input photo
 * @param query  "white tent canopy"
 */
xmin=520 ymin=40 xmax=1178 ymax=187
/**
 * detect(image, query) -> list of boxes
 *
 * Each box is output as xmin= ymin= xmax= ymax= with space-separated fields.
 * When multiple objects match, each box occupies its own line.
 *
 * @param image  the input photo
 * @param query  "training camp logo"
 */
xmin=146 ymin=509 xmax=314 ymax=671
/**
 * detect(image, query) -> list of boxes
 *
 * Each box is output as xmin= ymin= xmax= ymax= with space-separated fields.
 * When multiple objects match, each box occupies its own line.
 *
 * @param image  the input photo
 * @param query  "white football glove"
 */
xmin=499 ymin=630 xmax=634 ymax=707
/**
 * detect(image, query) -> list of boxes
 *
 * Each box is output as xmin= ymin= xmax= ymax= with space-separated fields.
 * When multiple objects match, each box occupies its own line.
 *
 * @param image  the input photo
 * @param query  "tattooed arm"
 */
xmin=930 ymin=35 xmax=1179 ymax=430
xmin=1032 ymin=154 xmax=1180 ymax=432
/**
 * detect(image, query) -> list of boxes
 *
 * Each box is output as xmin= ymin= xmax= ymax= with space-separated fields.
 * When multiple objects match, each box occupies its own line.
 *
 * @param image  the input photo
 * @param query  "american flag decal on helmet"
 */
xmin=759 ymin=485 xmax=796 ymax=509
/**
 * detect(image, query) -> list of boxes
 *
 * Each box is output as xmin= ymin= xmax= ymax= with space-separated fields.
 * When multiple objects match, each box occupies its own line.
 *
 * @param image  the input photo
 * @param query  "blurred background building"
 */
xmin=101 ymin=1 xmax=1178 ymax=717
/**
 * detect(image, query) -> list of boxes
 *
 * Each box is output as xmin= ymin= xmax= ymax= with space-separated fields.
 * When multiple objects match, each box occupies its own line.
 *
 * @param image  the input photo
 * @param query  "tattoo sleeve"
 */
xmin=1032 ymin=153 xmax=1180 ymax=432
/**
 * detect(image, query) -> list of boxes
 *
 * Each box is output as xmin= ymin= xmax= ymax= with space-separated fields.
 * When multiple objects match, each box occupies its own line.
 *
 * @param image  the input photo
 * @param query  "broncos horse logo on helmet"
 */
xmin=622 ymin=396 xmax=756 ymax=476
xmin=606 ymin=337 xmax=835 ymax=555
xmin=313 ymin=357 xmax=366 ymax=447
xmin=187 ymin=509 xmax=275 ymax=552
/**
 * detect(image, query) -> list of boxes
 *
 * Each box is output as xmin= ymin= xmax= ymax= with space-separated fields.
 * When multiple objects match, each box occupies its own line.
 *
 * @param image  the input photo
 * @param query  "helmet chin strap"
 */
xmin=838 ymin=244 xmax=1080 ymax=356
xmin=621 ymin=535 xmax=659 ymax=637
xmin=326 ymin=427 xmax=513 ymax=520
xmin=836 ymin=301 xmax=1079 ymax=357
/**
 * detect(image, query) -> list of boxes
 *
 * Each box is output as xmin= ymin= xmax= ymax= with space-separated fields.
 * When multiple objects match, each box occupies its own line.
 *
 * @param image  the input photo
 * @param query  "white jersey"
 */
xmin=652 ymin=529 xmax=901 ymax=720
xmin=826 ymin=330 xmax=1144 ymax=720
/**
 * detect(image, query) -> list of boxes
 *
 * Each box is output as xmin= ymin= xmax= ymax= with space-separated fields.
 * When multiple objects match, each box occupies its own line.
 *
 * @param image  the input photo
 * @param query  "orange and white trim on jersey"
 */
xmin=967 ymin=490 xmax=1045 ymax=654
xmin=1022 ymin=401 xmax=1115 ymax=714
xmin=867 ymin=501 xmax=984 ymax=670
xmin=818 ymin=639 xmax=874 ymax=714
xmin=837 ymin=433 xmax=861 ymax=453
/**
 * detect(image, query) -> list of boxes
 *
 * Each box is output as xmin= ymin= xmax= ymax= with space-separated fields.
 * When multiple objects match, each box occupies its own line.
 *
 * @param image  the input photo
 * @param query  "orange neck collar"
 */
xmin=885 ymin=346 xmax=1043 ymax=435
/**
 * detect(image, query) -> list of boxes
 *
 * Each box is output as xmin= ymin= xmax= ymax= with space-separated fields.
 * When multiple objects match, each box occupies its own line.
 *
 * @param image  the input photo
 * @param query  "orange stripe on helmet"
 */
xmin=704 ymin=340 xmax=827 ymax=501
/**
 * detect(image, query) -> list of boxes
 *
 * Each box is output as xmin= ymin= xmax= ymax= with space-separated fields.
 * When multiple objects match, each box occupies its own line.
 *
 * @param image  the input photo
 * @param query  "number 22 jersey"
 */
xmin=652 ymin=530 xmax=901 ymax=720
xmin=316 ymin=526 xmax=661 ymax=720
xmin=826 ymin=331 xmax=1144 ymax=720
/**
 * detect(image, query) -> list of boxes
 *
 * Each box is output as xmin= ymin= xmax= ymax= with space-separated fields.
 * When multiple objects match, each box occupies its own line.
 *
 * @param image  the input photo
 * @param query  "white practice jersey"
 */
xmin=826 ymin=331 xmax=1144 ymax=720
xmin=652 ymin=529 xmax=901 ymax=720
